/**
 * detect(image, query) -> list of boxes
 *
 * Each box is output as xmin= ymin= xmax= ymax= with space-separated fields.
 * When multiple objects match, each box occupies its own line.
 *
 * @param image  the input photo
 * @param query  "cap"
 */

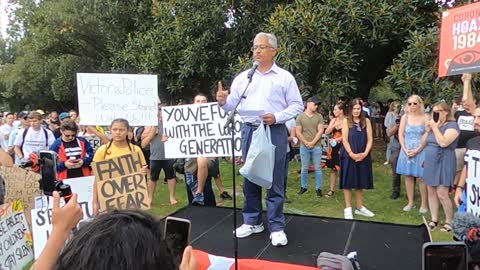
xmin=18 ymin=111 xmax=29 ymax=119
xmin=59 ymin=112 xmax=70 ymax=121
xmin=307 ymin=96 xmax=320 ymax=104
xmin=36 ymin=109 xmax=45 ymax=115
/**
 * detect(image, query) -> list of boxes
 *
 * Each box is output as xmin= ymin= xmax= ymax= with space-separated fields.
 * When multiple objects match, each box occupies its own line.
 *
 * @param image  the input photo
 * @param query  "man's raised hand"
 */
xmin=216 ymin=81 xmax=228 ymax=106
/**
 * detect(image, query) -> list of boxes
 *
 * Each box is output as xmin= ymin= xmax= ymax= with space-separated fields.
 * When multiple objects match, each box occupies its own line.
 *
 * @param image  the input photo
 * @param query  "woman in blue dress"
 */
xmin=340 ymin=98 xmax=374 ymax=219
xmin=423 ymin=101 xmax=459 ymax=232
xmin=396 ymin=95 xmax=428 ymax=213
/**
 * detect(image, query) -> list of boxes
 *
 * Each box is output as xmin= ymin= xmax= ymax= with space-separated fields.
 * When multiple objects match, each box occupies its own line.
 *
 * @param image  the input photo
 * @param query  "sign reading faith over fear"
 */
xmin=466 ymin=148 xmax=480 ymax=216
xmin=438 ymin=1 xmax=480 ymax=77
xmin=77 ymin=73 xmax=158 ymax=126
xmin=162 ymin=103 xmax=242 ymax=158
xmin=0 ymin=201 xmax=34 ymax=270
xmin=92 ymin=153 xmax=150 ymax=211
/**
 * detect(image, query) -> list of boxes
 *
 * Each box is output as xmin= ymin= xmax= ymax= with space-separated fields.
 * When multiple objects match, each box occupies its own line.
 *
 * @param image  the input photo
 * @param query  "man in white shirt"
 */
xmin=0 ymin=112 xmax=14 ymax=151
xmin=217 ymin=32 xmax=303 ymax=247
xmin=14 ymin=111 xmax=55 ymax=160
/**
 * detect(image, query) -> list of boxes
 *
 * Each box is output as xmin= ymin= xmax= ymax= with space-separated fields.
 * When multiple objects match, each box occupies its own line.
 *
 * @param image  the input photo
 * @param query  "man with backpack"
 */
xmin=14 ymin=111 xmax=55 ymax=161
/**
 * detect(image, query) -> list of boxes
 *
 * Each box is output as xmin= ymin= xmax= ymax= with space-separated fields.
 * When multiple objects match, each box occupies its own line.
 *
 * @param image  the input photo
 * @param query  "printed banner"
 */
xmin=77 ymin=73 xmax=158 ymax=126
xmin=92 ymin=153 xmax=149 ymax=211
xmin=438 ymin=2 xmax=480 ymax=77
xmin=162 ymin=103 xmax=242 ymax=158
xmin=31 ymin=176 xmax=94 ymax=259
xmin=466 ymin=148 xmax=480 ymax=215
xmin=0 ymin=201 xmax=34 ymax=270
xmin=0 ymin=166 xmax=41 ymax=226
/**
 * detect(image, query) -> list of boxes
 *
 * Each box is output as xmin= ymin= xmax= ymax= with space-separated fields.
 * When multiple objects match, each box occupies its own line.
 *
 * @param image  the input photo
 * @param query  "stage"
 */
xmin=169 ymin=206 xmax=430 ymax=270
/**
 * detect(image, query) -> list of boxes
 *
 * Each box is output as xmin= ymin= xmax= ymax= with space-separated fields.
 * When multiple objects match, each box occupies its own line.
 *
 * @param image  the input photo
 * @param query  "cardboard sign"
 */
xmin=92 ymin=153 xmax=149 ymax=211
xmin=30 ymin=176 xmax=94 ymax=259
xmin=77 ymin=73 xmax=159 ymax=126
xmin=162 ymin=103 xmax=242 ymax=158
xmin=0 ymin=201 xmax=34 ymax=270
xmin=438 ymin=1 xmax=480 ymax=77
xmin=0 ymin=166 xmax=41 ymax=226
xmin=466 ymin=148 xmax=480 ymax=215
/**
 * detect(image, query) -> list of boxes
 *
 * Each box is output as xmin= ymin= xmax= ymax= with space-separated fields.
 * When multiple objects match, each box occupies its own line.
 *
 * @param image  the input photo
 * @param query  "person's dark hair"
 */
xmin=453 ymin=96 xmax=461 ymax=105
xmin=60 ymin=120 xmax=78 ymax=133
xmin=193 ymin=93 xmax=209 ymax=102
xmin=335 ymin=101 xmax=346 ymax=113
xmin=347 ymin=98 xmax=366 ymax=128
xmin=55 ymin=210 xmax=177 ymax=270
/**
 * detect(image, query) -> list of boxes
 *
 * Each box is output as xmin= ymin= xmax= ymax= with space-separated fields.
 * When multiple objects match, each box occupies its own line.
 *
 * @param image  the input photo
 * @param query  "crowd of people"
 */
xmin=0 ymin=31 xmax=476 ymax=269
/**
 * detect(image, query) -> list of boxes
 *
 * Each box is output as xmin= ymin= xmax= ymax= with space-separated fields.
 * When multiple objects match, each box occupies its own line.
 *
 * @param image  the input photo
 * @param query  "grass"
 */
xmin=148 ymin=139 xmax=453 ymax=242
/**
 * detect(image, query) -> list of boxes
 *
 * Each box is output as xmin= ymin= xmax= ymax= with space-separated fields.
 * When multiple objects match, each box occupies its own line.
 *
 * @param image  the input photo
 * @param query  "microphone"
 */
xmin=247 ymin=61 xmax=259 ymax=81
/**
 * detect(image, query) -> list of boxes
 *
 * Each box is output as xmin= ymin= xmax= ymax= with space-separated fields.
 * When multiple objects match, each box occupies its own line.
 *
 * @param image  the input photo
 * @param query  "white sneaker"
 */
xmin=344 ymin=207 xmax=353 ymax=220
xmin=403 ymin=205 xmax=415 ymax=212
xmin=234 ymin=223 xmax=264 ymax=238
xmin=419 ymin=207 xmax=428 ymax=214
xmin=270 ymin=231 xmax=288 ymax=247
xmin=355 ymin=206 xmax=375 ymax=217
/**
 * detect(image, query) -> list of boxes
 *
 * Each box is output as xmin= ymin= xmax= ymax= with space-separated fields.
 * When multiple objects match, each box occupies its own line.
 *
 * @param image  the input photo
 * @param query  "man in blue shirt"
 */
xmin=217 ymin=32 xmax=303 ymax=247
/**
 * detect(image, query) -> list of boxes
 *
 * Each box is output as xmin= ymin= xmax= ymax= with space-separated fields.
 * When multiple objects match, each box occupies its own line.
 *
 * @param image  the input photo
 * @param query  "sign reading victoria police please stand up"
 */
xmin=77 ymin=73 xmax=158 ymax=126
xmin=162 ymin=103 xmax=242 ymax=158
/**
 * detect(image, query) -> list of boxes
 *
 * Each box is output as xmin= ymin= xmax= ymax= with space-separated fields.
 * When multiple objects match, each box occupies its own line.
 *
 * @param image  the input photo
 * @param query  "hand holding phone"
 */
xmin=164 ymin=217 xmax=191 ymax=262
xmin=423 ymin=242 xmax=467 ymax=270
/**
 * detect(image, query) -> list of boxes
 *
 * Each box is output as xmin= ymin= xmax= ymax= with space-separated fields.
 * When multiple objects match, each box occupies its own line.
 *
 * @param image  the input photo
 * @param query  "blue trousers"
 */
xmin=185 ymin=173 xmax=216 ymax=207
xmin=241 ymin=124 xmax=287 ymax=232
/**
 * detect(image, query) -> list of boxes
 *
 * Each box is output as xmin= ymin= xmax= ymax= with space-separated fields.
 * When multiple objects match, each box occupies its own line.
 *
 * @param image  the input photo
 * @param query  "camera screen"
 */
xmin=424 ymin=244 xmax=466 ymax=270
xmin=40 ymin=153 xmax=56 ymax=195
xmin=165 ymin=218 xmax=190 ymax=261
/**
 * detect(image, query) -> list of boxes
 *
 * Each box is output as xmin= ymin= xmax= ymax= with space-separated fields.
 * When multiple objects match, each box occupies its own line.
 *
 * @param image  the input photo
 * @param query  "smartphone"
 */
xmin=422 ymin=242 xmax=467 ymax=270
xmin=164 ymin=217 xmax=191 ymax=261
xmin=39 ymin=150 xmax=57 ymax=196
xmin=433 ymin=112 xmax=440 ymax=122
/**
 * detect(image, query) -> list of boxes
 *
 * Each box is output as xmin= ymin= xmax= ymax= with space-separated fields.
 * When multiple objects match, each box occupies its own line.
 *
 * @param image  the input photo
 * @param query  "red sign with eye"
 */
xmin=438 ymin=2 xmax=480 ymax=77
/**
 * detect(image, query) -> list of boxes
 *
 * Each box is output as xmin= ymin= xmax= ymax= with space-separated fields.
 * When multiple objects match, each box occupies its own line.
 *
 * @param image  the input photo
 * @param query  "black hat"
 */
xmin=307 ymin=96 xmax=320 ymax=104
xmin=18 ymin=111 xmax=29 ymax=119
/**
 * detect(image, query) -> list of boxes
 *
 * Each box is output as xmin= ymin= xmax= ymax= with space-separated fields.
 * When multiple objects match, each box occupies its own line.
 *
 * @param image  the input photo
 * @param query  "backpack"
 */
xmin=133 ymin=126 xmax=145 ymax=147
xmin=20 ymin=127 xmax=49 ymax=154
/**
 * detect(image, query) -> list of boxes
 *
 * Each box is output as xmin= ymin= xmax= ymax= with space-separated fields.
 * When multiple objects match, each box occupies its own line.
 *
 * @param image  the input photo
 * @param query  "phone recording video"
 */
xmin=164 ymin=217 xmax=191 ymax=261
xmin=433 ymin=112 xmax=440 ymax=122
xmin=40 ymin=150 xmax=57 ymax=196
xmin=423 ymin=242 xmax=467 ymax=270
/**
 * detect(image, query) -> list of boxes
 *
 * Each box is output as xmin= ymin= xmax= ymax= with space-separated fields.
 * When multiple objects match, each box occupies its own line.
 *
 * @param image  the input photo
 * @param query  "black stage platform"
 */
xmin=170 ymin=206 xmax=430 ymax=270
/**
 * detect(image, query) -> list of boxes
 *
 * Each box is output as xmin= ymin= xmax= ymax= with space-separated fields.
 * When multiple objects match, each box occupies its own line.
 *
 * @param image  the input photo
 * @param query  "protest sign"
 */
xmin=77 ymin=73 xmax=158 ymax=126
xmin=466 ymin=147 xmax=480 ymax=216
xmin=438 ymin=1 xmax=480 ymax=77
xmin=162 ymin=102 xmax=242 ymax=158
xmin=0 ymin=166 xmax=41 ymax=226
xmin=31 ymin=176 xmax=94 ymax=259
xmin=92 ymin=153 xmax=149 ymax=211
xmin=0 ymin=200 xmax=34 ymax=270
xmin=83 ymin=135 xmax=103 ymax=152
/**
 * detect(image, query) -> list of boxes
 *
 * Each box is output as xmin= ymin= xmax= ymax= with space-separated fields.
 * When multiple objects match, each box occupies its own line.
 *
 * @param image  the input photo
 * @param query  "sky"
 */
xmin=0 ymin=1 xmax=10 ymax=39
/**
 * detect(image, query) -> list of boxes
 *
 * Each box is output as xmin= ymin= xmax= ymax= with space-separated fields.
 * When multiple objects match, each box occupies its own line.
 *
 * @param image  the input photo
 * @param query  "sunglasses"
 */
xmin=408 ymin=102 xmax=418 ymax=106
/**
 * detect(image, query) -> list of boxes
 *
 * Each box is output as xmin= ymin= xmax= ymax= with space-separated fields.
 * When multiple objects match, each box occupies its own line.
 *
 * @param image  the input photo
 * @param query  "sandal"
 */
xmin=440 ymin=223 xmax=452 ymax=233
xmin=428 ymin=221 xmax=438 ymax=230
xmin=325 ymin=190 xmax=335 ymax=198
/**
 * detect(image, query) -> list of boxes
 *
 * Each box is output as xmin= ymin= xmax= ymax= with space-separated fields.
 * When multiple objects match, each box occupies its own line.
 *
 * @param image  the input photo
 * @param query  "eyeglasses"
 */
xmin=408 ymin=102 xmax=418 ymax=106
xmin=250 ymin=45 xmax=273 ymax=52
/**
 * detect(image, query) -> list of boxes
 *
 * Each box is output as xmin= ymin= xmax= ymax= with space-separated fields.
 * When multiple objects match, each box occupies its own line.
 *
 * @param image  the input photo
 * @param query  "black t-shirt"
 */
xmin=455 ymin=110 xmax=478 ymax=148
xmin=62 ymin=139 xmax=83 ymax=178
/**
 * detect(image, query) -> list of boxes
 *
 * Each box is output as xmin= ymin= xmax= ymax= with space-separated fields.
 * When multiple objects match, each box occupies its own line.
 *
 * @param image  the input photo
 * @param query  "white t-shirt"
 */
xmin=0 ymin=124 xmax=13 ymax=151
xmin=285 ymin=119 xmax=298 ymax=153
xmin=14 ymin=127 xmax=55 ymax=157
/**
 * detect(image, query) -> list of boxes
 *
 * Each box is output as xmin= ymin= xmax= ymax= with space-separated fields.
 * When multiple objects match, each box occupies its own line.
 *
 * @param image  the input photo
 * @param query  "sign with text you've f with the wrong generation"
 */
xmin=439 ymin=1 xmax=480 ymax=77
xmin=77 ymin=73 xmax=158 ymax=126
xmin=162 ymin=103 xmax=242 ymax=158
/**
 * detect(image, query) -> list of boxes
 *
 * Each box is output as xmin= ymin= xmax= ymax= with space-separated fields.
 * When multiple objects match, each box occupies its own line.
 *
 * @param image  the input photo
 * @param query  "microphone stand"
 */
xmin=224 ymin=74 xmax=253 ymax=270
